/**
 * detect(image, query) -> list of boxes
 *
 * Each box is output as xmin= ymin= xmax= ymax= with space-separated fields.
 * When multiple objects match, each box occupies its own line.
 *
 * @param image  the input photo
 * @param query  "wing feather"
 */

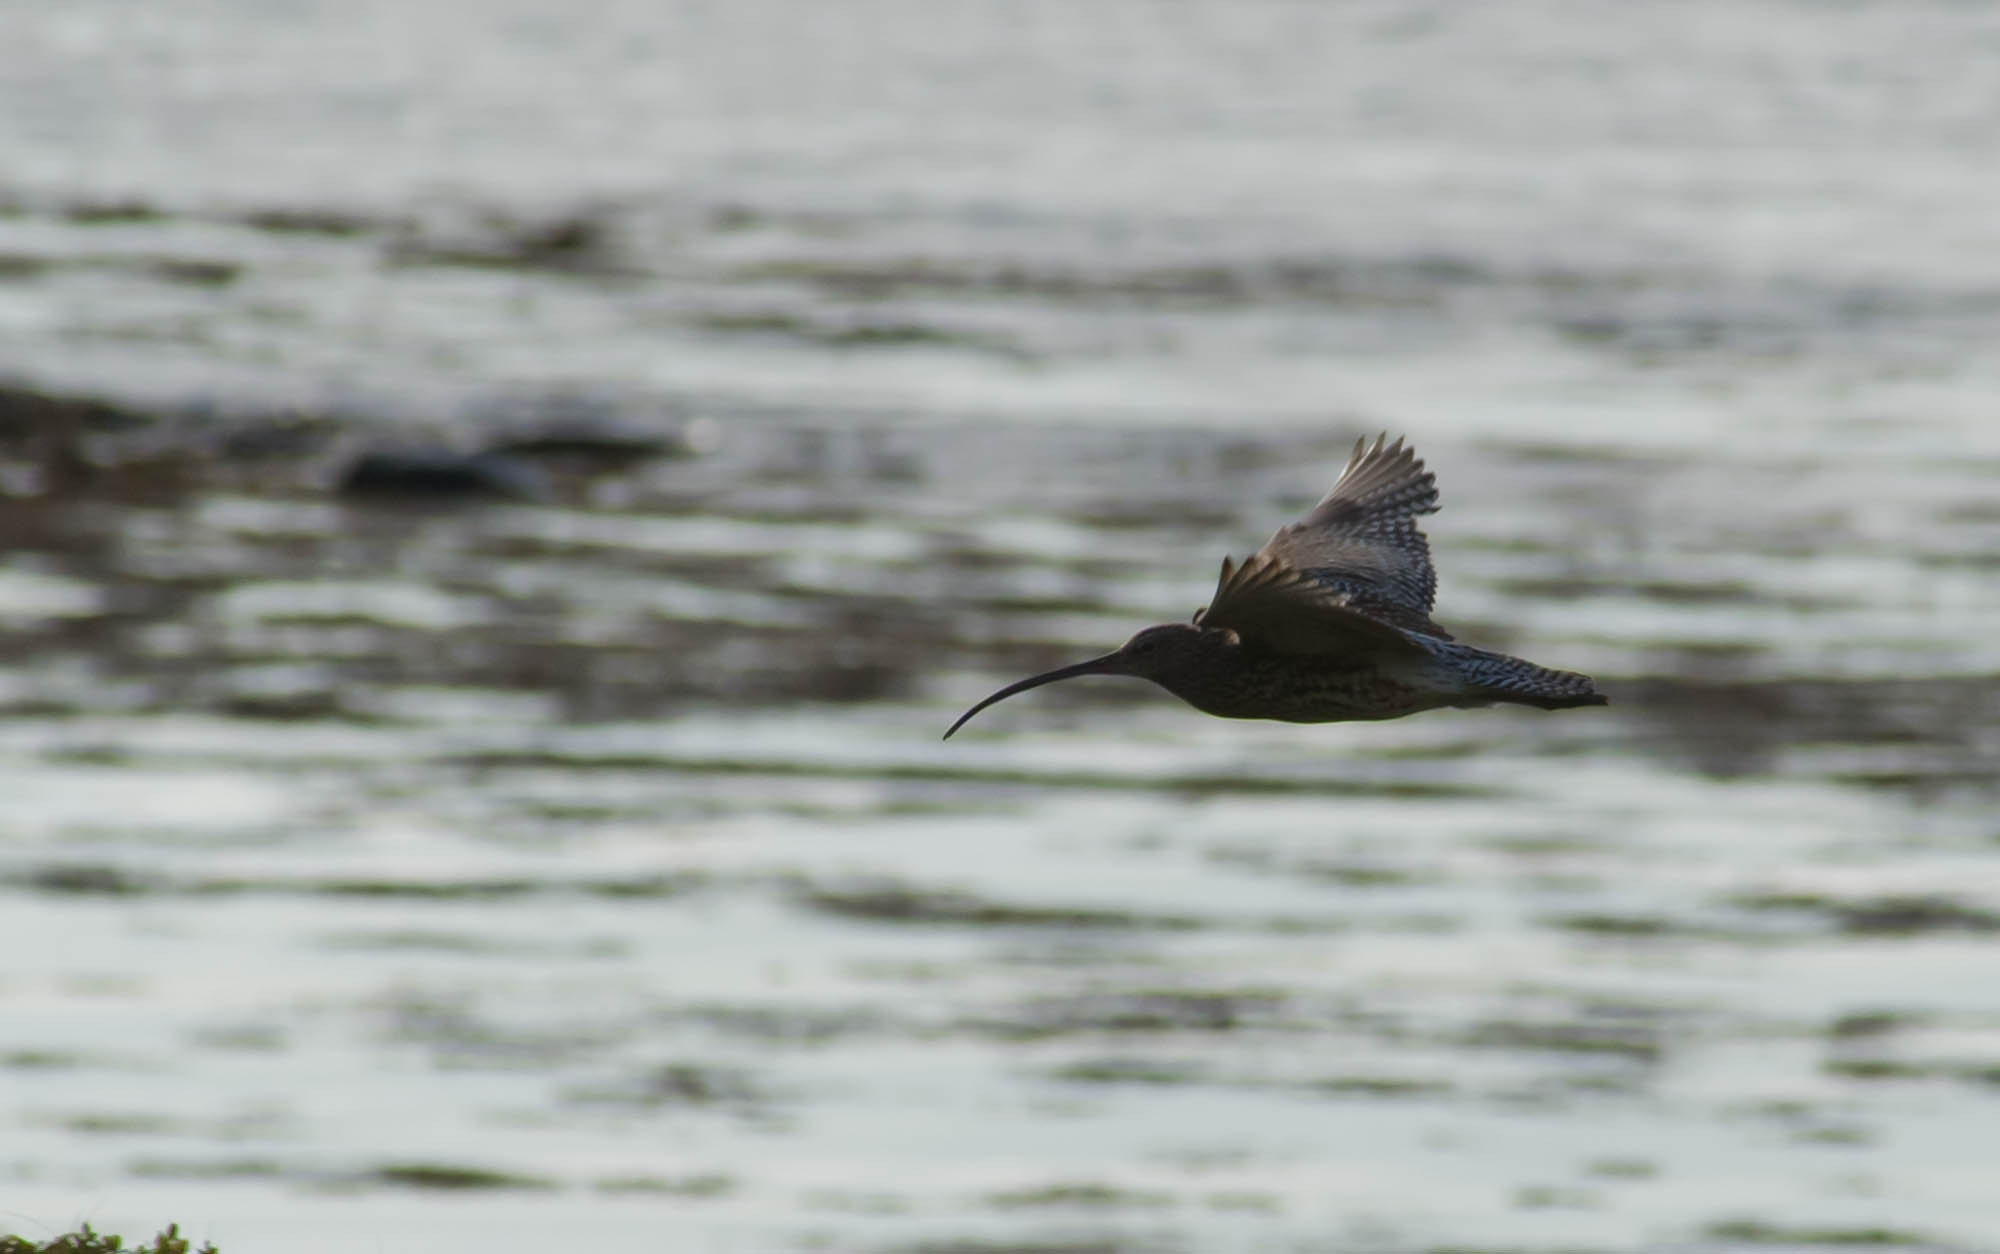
xmin=1253 ymin=433 xmax=1448 ymax=636
xmin=1193 ymin=435 xmax=1454 ymax=654
xmin=1197 ymin=553 xmax=1431 ymax=659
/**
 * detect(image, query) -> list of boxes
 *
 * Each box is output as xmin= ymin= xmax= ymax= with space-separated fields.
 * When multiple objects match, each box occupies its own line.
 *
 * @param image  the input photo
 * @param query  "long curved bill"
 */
xmin=942 ymin=654 xmax=1123 ymax=740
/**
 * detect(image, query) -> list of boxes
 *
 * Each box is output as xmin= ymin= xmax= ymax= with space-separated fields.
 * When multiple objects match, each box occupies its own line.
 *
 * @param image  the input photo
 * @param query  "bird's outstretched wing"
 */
xmin=1196 ymin=552 xmax=1432 ymax=658
xmin=1195 ymin=434 xmax=1449 ymax=654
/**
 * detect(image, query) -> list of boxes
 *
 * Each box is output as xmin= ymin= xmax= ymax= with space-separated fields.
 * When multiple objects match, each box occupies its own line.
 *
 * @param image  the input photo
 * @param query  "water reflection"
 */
xmin=3 ymin=376 xmax=1997 ymax=1252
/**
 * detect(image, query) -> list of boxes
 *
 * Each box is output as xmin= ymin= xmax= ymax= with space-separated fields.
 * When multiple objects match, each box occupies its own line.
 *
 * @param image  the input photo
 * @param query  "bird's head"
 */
xmin=942 ymin=621 xmax=1228 ymax=738
xmin=1103 ymin=622 xmax=1211 ymax=679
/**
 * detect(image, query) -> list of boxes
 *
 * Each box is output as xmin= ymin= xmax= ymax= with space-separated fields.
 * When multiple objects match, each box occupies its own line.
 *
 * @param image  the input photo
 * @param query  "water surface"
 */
xmin=2 ymin=3 xmax=1999 ymax=1252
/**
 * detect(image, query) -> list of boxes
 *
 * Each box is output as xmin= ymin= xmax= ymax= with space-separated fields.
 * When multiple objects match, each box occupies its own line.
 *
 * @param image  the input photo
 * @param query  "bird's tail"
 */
xmin=1433 ymin=641 xmax=1607 ymax=710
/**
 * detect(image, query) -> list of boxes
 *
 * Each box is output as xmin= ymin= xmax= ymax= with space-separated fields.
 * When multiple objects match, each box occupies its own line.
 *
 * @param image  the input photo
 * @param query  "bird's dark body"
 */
xmin=943 ymin=435 xmax=1606 ymax=739
xmin=1158 ymin=645 xmax=1437 ymax=723
xmin=1123 ymin=626 xmax=1601 ymax=724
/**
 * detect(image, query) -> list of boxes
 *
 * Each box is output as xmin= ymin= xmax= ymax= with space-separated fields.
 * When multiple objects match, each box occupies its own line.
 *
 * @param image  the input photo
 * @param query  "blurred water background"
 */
xmin=3 ymin=2 xmax=1999 ymax=1252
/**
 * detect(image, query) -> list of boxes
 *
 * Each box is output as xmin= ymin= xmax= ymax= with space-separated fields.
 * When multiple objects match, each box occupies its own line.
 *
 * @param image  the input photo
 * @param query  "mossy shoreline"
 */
xmin=0 ymin=1226 xmax=216 ymax=1254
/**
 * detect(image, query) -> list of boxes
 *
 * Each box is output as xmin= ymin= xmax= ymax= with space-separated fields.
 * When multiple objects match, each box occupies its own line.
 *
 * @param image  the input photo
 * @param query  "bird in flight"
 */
xmin=944 ymin=434 xmax=1605 ymax=739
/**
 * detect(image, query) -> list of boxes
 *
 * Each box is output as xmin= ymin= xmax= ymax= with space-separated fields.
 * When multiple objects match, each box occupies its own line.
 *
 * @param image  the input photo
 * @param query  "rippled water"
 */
xmin=4 ymin=3 xmax=2000 ymax=1253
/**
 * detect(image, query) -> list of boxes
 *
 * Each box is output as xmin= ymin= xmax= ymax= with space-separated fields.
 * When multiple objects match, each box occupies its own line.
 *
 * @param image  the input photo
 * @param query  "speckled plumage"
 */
xmin=944 ymin=434 xmax=1605 ymax=738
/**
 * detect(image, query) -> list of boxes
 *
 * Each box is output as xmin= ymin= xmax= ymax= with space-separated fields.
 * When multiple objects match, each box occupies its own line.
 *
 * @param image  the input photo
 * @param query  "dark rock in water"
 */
xmin=335 ymin=448 xmax=551 ymax=503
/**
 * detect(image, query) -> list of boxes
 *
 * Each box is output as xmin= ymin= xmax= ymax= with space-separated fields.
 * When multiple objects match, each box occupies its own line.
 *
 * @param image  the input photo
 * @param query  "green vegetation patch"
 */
xmin=0 ymin=1226 xmax=216 ymax=1254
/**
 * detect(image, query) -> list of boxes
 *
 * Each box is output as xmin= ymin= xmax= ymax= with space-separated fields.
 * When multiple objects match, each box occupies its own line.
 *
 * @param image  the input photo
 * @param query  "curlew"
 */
xmin=944 ymin=434 xmax=1605 ymax=738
